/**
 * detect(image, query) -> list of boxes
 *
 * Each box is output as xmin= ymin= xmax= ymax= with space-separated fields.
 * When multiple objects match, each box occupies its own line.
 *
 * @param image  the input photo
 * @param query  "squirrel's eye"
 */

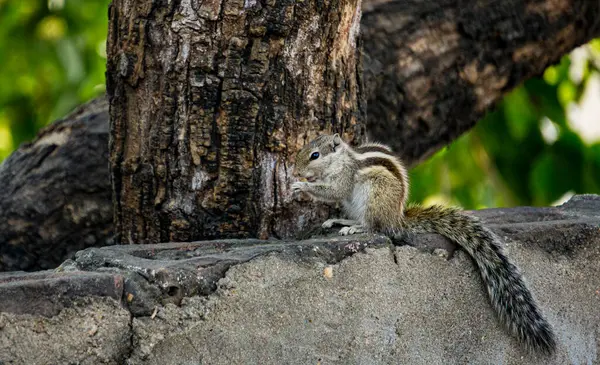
xmin=310 ymin=152 xmax=320 ymax=160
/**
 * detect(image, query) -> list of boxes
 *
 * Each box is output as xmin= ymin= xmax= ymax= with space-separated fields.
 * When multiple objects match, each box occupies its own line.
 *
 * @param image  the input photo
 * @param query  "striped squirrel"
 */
xmin=292 ymin=133 xmax=556 ymax=354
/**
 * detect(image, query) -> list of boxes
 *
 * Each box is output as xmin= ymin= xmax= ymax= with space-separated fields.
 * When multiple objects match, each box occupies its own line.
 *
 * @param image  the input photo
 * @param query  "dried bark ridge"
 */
xmin=107 ymin=0 xmax=366 ymax=243
xmin=361 ymin=0 xmax=600 ymax=165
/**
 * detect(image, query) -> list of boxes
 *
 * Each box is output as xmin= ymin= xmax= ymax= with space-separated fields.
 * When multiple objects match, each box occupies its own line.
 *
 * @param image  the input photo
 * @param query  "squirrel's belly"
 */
xmin=342 ymin=182 xmax=370 ymax=223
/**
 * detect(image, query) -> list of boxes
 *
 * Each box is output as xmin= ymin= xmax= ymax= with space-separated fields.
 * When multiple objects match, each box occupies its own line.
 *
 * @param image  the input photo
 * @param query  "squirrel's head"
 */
xmin=294 ymin=133 xmax=345 ymax=181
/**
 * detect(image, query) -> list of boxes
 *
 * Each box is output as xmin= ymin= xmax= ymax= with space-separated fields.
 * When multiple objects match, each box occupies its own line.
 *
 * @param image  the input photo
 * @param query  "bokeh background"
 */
xmin=1 ymin=0 xmax=599 ymax=209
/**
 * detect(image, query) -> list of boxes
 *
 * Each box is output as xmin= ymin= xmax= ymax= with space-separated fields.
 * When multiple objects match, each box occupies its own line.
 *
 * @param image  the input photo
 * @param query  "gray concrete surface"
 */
xmin=0 ymin=297 xmax=131 ymax=364
xmin=1 ymin=194 xmax=599 ymax=364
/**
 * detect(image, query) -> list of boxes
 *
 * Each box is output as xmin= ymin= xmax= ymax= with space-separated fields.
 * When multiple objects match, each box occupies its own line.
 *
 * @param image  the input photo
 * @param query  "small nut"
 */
xmin=323 ymin=266 xmax=333 ymax=279
xmin=88 ymin=324 xmax=98 ymax=336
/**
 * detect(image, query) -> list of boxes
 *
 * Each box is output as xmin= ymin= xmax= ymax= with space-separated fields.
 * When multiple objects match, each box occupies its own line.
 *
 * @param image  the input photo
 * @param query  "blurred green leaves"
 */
xmin=0 ymin=0 xmax=109 ymax=160
xmin=410 ymin=41 xmax=600 ymax=209
xmin=0 ymin=0 xmax=598 ymax=210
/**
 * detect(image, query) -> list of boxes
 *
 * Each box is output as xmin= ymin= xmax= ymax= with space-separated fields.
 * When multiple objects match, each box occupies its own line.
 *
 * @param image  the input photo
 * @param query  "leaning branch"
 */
xmin=362 ymin=0 xmax=600 ymax=165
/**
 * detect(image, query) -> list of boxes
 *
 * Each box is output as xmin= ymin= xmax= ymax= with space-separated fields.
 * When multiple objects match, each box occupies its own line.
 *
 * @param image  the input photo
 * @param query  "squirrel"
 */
xmin=292 ymin=133 xmax=556 ymax=354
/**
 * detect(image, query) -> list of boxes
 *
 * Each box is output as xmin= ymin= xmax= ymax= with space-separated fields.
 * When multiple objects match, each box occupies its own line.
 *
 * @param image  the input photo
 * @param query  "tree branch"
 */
xmin=361 ymin=0 xmax=600 ymax=166
xmin=0 ymin=97 xmax=113 ymax=271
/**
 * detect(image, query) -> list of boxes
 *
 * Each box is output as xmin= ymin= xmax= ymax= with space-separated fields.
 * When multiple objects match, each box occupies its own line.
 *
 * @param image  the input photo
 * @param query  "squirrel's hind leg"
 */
xmin=322 ymin=218 xmax=359 ymax=229
xmin=338 ymin=225 xmax=366 ymax=235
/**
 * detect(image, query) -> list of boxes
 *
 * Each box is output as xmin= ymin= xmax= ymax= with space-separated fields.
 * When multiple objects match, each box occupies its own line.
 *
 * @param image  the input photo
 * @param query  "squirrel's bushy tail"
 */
xmin=401 ymin=204 xmax=556 ymax=354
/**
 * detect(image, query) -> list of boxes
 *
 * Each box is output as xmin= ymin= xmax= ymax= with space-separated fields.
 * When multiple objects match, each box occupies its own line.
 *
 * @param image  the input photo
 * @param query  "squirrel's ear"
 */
xmin=332 ymin=133 xmax=342 ymax=148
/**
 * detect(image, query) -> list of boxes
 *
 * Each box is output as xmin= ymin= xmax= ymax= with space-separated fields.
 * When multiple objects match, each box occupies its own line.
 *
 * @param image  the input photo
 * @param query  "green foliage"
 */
xmin=0 ymin=0 xmax=110 ymax=159
xmin=410 ymin=44 xmax=600 ymax=208
xmin=0 ymin=0 xmax=598 ymax=209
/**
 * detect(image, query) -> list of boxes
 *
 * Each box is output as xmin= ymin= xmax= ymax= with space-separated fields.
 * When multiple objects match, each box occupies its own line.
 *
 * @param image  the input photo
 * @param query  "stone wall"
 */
xmin=1 ymin=195 xmax=599 ymax=364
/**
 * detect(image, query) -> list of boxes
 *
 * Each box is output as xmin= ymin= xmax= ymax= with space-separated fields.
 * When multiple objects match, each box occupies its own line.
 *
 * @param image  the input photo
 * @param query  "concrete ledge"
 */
xmin=1 ymin=195 xmax=599 ymax=364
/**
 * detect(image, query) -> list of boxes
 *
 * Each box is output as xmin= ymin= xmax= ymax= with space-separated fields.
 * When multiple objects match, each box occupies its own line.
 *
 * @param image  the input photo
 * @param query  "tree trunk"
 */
xmin=106 ymin=0 xmax=365 ymax=243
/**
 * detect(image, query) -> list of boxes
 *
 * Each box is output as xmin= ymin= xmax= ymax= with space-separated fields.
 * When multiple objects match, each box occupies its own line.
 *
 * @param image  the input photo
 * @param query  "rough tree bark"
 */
xmin=106 ymin=0 xmax=365 ymax=243
xmin=1 ymin=0 xmax=599 ymax=271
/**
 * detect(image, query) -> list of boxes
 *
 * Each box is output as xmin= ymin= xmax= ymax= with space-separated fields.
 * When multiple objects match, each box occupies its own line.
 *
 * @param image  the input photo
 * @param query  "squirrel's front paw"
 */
xmin=291 ymin=181 xmax=308 ymax=194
